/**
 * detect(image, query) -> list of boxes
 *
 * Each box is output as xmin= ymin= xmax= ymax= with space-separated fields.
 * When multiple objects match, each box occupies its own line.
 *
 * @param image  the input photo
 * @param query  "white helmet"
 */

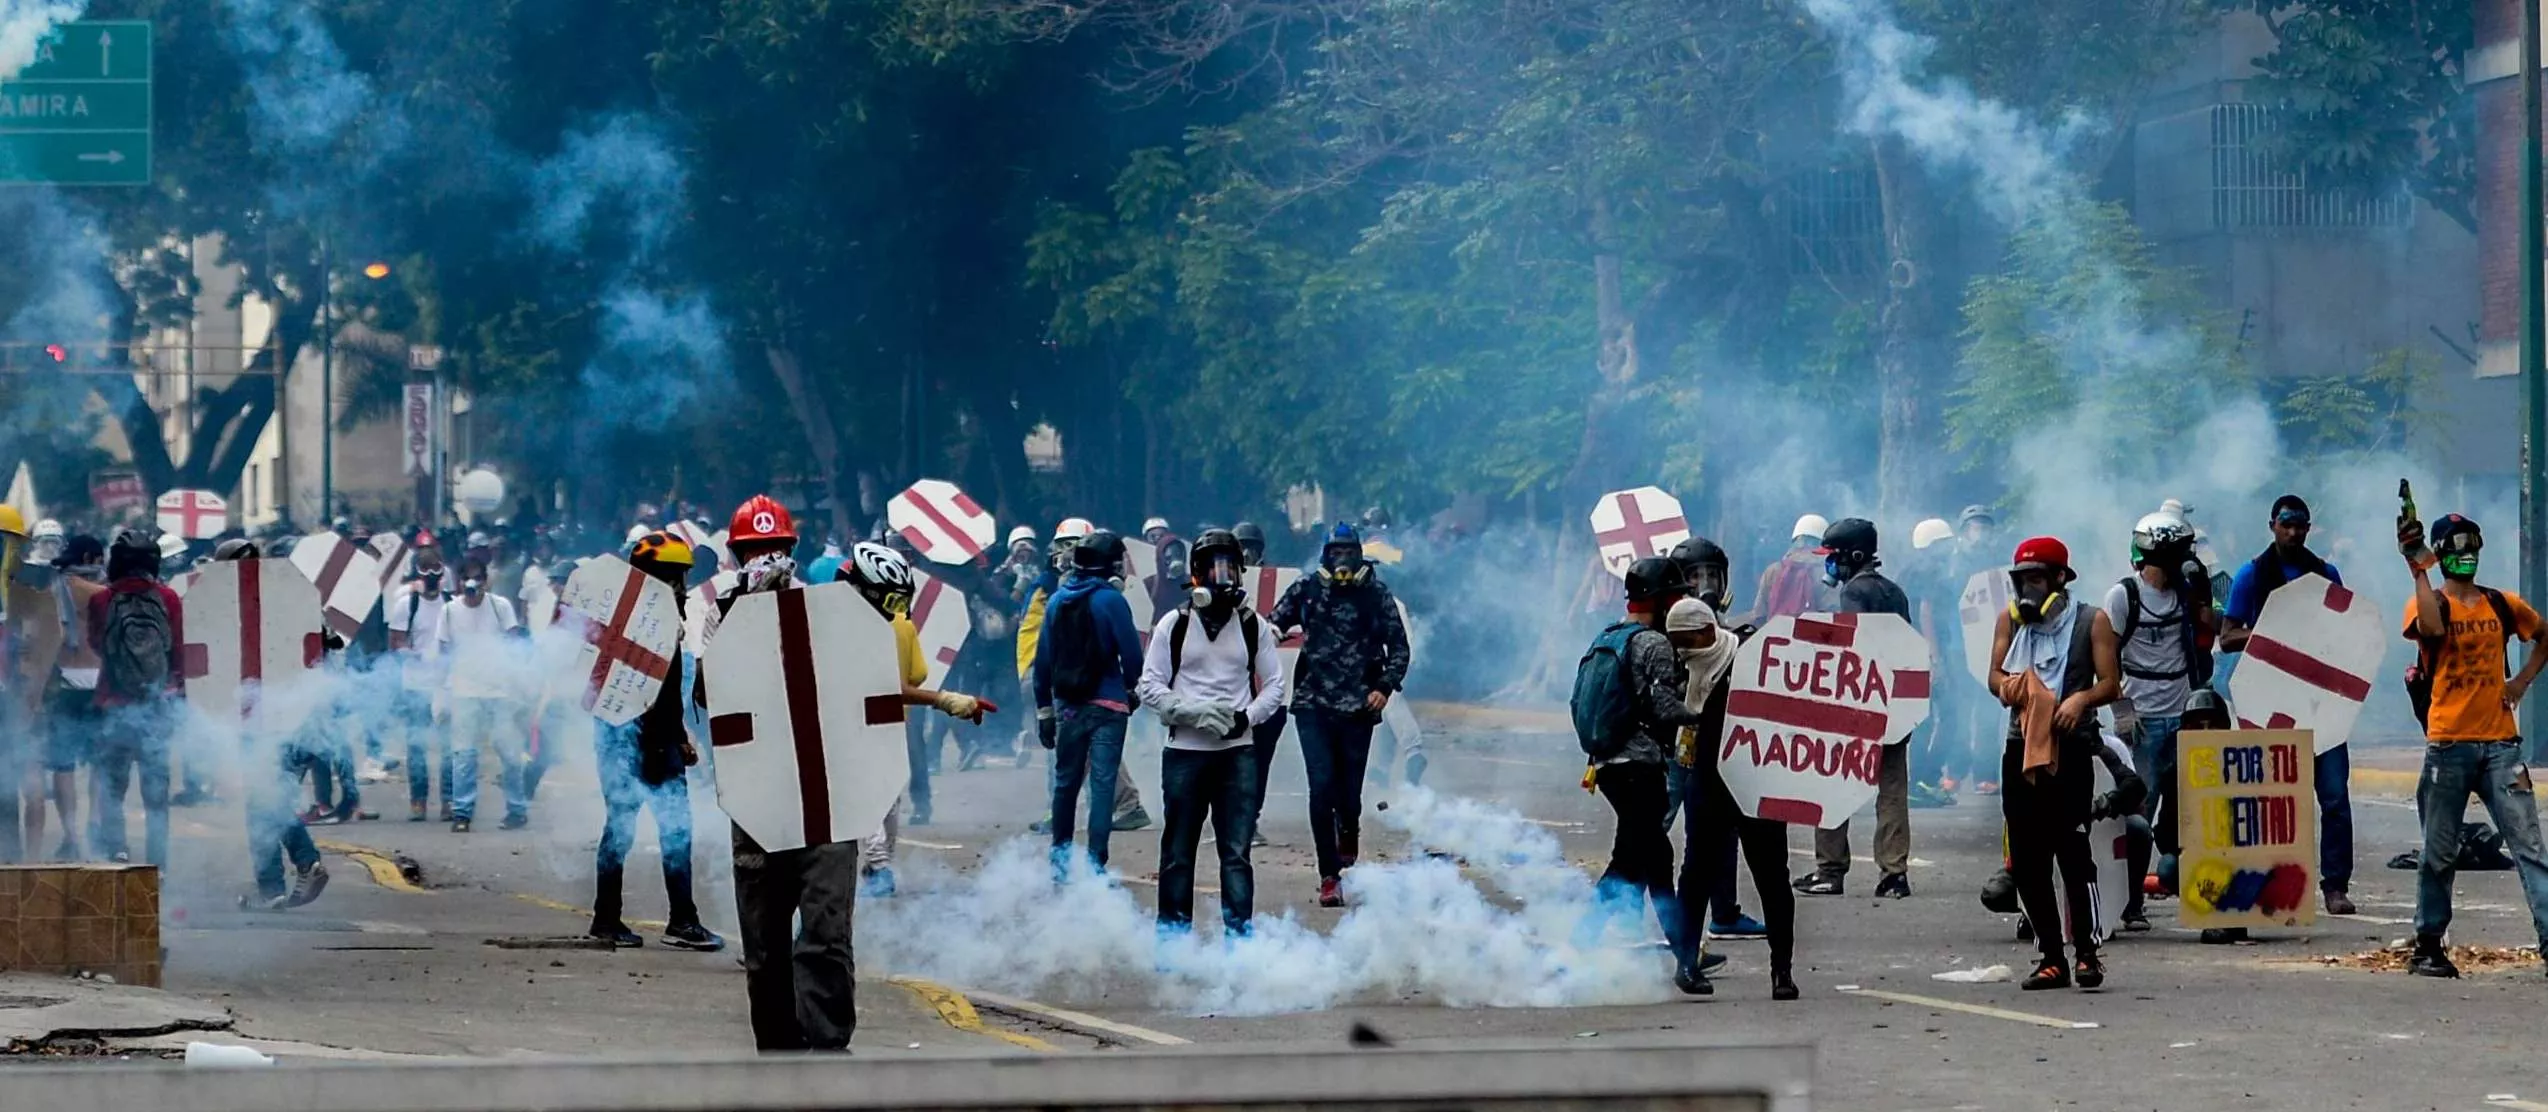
xmin=1006 ymin=524 xmax=1037 ymax=546
xmin=1053 ymin=517 xmax=1094 ymax=542
xmin=1140 ymin=516 xmax=1171 ymax=536
xmin=2133 ymin=510 xmax=2195 ymax=560
xmin=844 ymin=540 xmax=914 ymax=599
xmin=1911 ymin=518 xmax=1955 ymax=550
xmin=625 ymin=523 xmax=650 ymax=544
xmin=31 ymin=518 xmax=63 ymax=542
xmin=1792 ymin=514 xmax=1830 ymax=542
xmin=157 ymin=532 xmax=188 ymax=561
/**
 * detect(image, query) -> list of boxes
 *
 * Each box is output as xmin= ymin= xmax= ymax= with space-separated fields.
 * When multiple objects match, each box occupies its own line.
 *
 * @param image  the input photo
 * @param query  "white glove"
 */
xmin=1190 ymin=704 xmax=1237 ymax=738
xmin=1150 ymin=692 xmax=1191 ymax=726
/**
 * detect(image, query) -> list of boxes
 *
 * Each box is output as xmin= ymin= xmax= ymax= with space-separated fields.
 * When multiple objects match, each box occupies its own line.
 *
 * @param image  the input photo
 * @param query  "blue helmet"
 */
xmin=1323 ymin=522 xmax=1363 ymax=549
xmin=1320 ymin=522 xmax=1367 ymax=580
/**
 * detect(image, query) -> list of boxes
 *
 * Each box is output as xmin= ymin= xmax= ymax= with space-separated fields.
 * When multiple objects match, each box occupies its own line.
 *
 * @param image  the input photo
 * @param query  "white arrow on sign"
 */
xmin=99 ymin=31 xmax=111 ymax=77
xmin=77 ymin=151 xmax=126 ymax=165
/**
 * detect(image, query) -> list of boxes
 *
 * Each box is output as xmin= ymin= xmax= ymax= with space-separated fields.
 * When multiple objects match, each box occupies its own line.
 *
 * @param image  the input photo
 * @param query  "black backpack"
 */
xmin=101 ymin=587 xmax=174 ymax=699
xmin=2117 ymin=577 xmax=2213 ymax=689
xmin=1047 ymin=591 xmax=1109 ymax=702
xmin=1169 ymin=608 xmax=1262 ymax=693
xmin=2405 ymin=588 xmax=2514 ymax=728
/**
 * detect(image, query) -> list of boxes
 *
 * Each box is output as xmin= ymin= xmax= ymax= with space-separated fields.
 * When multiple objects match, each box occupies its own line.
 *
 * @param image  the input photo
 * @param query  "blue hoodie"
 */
xmin=1032 ymin=571 xmax=1145 ymax=711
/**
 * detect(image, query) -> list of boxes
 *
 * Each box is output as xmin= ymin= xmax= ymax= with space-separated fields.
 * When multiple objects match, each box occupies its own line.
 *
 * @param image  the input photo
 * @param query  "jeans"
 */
xmin=2133 ymin=715 xmax=2182 ymax=856
xmin=91 ymin=702 xmax=172 ymax=867
xmin=1815 ymin=741 xmax=1909 ymax=878
xmin=1297 ymin=709 xmax=1376 ymax=878
xmin=1158 ymin=746 xmax=1259 ymax=934
xmin=2315 ymin=744 xmax=2353 ymax=891
xmin=448 ymin=696 xmax=527 ymax=823
xmin=732 ymin=825 xmax=859 ymax=1051
xmin=1580 ymin=761 xmax=1682 ymax=954
xmin=247 ymin=745 xmax=320 ymax=900
xmin=594 ymin=729 xmax=700 ymax=931
xmin=1249 ymin=707 xmax=1287 ymax=824
xmin=2413 ymin=740 xmax=2548 ymax=946
xmin=1663 ymin=760 xmax=1747 ymax=925
xmin=401 ymin=690 xmax=450 ymax=808
xmin=1049 ymin=705 xmax=1129 ymax=870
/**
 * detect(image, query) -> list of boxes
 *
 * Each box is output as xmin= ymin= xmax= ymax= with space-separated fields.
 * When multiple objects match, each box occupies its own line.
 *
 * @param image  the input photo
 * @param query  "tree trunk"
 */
xmin=1560 ymin=190 xmax=1638 ymax=506
xmin=764 ymin=343 xmax=854 ymax=544
xmin=1873 ymin=136 xmax=1952 ymax=520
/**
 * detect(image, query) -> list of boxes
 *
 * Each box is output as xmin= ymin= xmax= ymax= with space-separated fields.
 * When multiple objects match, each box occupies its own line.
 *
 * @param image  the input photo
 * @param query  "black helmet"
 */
xmin=1190 ymin=528 xmax=1245 ymax=570
xmin=1623 ymin=556 xmax=1688 ymax=604
xmin=55 ymin=533 xmax=104 ymax=569
xmin=111 ymin=526 xmax=158 ymax=558
xmin=1074 ymin=529 xmax=1127 ymax=574
xmin=1231 ymin=520 xmax=1267 ymax=555
xmin=2183 ymin=687 xmax=2230 ymax=729
xmin=1667 ymin=536 xmax=1729 ymax=578
xmin=212 ymin=537 xmax=261 ymax=561
xmin=1816 ymin=517 xmax=1879 ymax=560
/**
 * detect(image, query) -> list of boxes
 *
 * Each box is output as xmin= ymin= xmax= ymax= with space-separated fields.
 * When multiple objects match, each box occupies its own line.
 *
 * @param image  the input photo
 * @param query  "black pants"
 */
xmin=1158 ymin=746 xmax=1259 ymax=933
xmin=1298 ymin=709 xmax=1375 ymax=878
xmin=2003 ymin=731 xmax=2100 ymax=966
xmin=1677 ymin=757 xmax=1794 ymax=974
xmin=1586 ymin=762 xmax=1683 ymax=953
xmin=732 ymin=826 xmax=859 ymax=1050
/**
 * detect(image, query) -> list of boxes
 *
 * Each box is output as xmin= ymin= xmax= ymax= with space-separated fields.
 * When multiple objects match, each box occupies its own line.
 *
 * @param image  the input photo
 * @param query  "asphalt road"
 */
xmin=99 ymin=715 xmax=2548 ymax=1111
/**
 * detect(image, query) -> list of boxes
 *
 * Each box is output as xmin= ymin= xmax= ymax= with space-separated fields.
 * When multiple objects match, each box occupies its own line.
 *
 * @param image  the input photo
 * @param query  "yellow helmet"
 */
xmin=629 ymin=530 xmax=695 ymax=569
xmin=0 ymin=506 xmax=22 ymax=537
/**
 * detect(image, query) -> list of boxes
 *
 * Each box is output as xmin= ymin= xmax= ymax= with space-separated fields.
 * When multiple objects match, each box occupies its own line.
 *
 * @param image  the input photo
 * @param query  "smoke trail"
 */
xmin=217 ymin=0 xmax=409 ymax=186
xmin=527 ymin=115 xmax=687 ymax=263
xmin=864 ymin=787 xmax=1671 ymax=1016
xmin=0 ymin=1 xmax=81 ymax=80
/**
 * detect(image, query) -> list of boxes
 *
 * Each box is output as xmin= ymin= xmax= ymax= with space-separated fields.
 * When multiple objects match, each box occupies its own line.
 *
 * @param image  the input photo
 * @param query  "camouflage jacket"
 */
xmin=1269 ymin=572 xmax=1411 ymax=716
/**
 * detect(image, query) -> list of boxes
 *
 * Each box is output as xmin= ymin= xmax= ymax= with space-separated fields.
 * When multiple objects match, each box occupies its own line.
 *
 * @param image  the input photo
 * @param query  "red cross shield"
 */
xmin=557 ymin=555 xmax=681 ymax=727
xmin=1588 ymin=487 xmax=1690 ymax=579
xmin=907 ymin=569 xmax=973 ymax=688
xmin=289 ymin=532 xmax=384 ymax=640
xmin=178 ymin=557 xmax=329 ymax=734
xmin=705 ymin=582 xmax=909 ymax=852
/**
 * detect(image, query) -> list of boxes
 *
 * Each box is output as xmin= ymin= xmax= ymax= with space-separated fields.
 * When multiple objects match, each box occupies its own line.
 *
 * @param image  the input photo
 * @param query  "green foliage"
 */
xmin=2276 ymin=346 xmax=2440 ymax=461
xmin=2235 ymin=0 xmax=2474 ymax=232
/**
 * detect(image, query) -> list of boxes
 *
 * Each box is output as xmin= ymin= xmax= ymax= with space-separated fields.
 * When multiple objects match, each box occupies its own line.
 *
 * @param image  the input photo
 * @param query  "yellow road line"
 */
xmin=888 ymin=977 xmax=1060 ymax=1052
xmin=1838 ymin=986 xmax=2101 ymax=1030
xmin=957 ymin=986 xmax=1191 ymax=1046
xmin=313 ymin=839 xmax=429 ymax=895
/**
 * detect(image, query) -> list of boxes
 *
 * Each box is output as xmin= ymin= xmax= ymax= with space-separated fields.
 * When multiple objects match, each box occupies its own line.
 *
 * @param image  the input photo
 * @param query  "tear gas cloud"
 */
xmin=0 ymin=0 xmax=80 ymax=79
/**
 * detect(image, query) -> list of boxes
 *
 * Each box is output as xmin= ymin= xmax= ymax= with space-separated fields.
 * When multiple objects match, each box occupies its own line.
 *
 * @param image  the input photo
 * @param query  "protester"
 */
xmin=1661 ymin=536 xmax=1768 ymax=943
xmin=1141 ymin=516 xmax=1191 ymax=619
xmin=842 ymin=541 xmax=992 ymax=897
xmin=1795 ymin=517 xmax=1914 ymax=899
xmin=1270 ymin=522 xmax=1412 ymax=908
xmin=1034 ymin=529 xmax=1146 ymax=876
xmin=88 ymin=527 xmax=185 ymax=868
xmin=439 ymin=559 xmax=525 ymax=833
xmin=1137 ymin=528 xmax=1284 ymax=937
xmin=27 ymin=534 xmax=104 ymax=861
xmin=1747 ymin=515 xmax=1827 ymax=625
xmin=2218 ymin=494 xmax=2355 ymax=916
xmin=1664 ymin=594 xmax=1796 ymax=1000
xmin=214 ymin=539 xmax=329 ymax=910
xmin=388 ymin=535 xmax=454 ymax=822
xmin=1987 ymin=536 xmax=2121 ymax=991
xmin=588 ymin=530 xmax=720 ymax=951
xmin=1570 ymin=557 xmax=1695 ymax=963
xmin=2103 ymin=508 xmax=2210 ymax=931
xmin=2396 ymin=511 xmax=2548 ymax=979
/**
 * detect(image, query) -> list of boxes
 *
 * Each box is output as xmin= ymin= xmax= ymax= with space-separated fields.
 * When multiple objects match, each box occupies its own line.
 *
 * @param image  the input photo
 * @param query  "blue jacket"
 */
xmin=1032 ymin=571 xmax=1145 ymax=711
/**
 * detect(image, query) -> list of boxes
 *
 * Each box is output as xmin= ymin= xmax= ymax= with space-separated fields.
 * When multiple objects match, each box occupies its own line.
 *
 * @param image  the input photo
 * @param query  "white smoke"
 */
xmin=0 ymin=1 xmax=80 ymax=81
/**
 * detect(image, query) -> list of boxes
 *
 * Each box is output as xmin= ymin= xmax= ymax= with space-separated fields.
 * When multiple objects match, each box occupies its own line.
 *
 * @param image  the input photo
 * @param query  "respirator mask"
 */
xmin=2009 ymin=573 xmax=2063 ymax=625
xmin=1188 ymin=551 xmax=1245 ymax=610
xmin=2438 ymin=530 xmax=2482 ymax=580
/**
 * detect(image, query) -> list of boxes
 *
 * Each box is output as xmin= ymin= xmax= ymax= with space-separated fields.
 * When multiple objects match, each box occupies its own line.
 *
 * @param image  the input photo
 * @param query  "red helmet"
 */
xmin=729 ymin=495 xmax=797 ymax=545
xmin=2010 ymin=536 xmax=2075 ymax=581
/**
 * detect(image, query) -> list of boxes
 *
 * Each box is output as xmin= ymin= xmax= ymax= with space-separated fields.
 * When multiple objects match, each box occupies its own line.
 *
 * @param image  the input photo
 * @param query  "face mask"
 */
xmin=422 ymin=572 xmax=445 ymax=593
xmin=2441 ymin=552 xmax=2479 ymax=580
xmin=1821 ymin=555 xmax=1845 ymax=588
xmin=1322 ymin=546 xmax=1365 ymax=578
xmin=2011 ymin=583 xmax=2061 ymax=625
xmin=463 ymin=579 xmax=483 ymax=597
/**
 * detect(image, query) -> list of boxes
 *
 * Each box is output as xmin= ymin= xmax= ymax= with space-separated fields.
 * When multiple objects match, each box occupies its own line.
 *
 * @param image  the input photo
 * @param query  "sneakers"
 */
xmin=1770 ymin=969 xmax=1799 ymax=1001
xmin=2074 ymin=953 xmax=2105 ymax=990
xmin=1707 ymin=915 xmax=1769 ymax=941
xmin=1873 ymin=872 xmax=1911 ymax=900
xmin=1250 ymin=830 xmax=1271 ymax=848
xmin=1317 ymin=876 xmax=1344 ymax=908
xmin=283 ymin=862 xmax=329 ymax=908
xmin=662 ymin=922 xmax=725 ymax=951
xmin=450 ymin=818 xmax=472 ymax=833
xmin=1029 ymin=816 xmax=1053 ymax=835
xmin=498 ymin=813 xmax=530 ymax=831
xmin=1972 ymin=780 xmax=2000 ymax=796
xmin=2323 ymin=888 xmax=2357 ymax=916
xmin=862 ymin=867 xmax=898 ymax=899
xmin=1673 ymin=964 xmax=1715 ymax=996
xmin=1792 ymin=872 xmax=1843 ymax=896
xmin=356 ymin=758 xmax=392 ymax=783
xmin=590 ymin=924 xmax=645 ymax=948
xmin=2020 ymin=960 xmax=2071 ymax=991
xmin=1697 ymin=950 xmax=1727 ymax=974
xmin=1978 ymin=868 xmax=2018 ymax=913
xmin=1907 ymin=781 xmax=1956 ymax=808
xmin=298 ymin=804 xmax=330 ymax=824
xmin=2121 ymin=911 xmax=2152 ymax=933
xmin=2198 ymin=928 xmax=2249 ymax=945
xmin=410 ymin=802 xmax=428 ymax=822
xmin=1113 ymin=807 xmax=1153 ymax=832
xmin=2407 ymin=937 xmax=2460 ymax=979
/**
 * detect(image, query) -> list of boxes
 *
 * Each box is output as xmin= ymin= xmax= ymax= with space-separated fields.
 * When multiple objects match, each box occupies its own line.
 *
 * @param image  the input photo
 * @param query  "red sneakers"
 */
xmin=1318 ymin=877 xmax=1344 ymax=908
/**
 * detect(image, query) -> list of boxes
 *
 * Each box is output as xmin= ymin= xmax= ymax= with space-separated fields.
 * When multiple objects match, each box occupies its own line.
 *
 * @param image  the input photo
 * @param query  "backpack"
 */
xmin=1169 ymin=608 xmax=1262 ymax=695
xmin=100 ymin=586 xmax=174 ymax=699
xmin=1047 ymin=591 xmax=1110 ymax=703
xmin=2405 ymin=588 xmax=2514 ymax=728
xmin=1571 ymin=621 xmax=1647 ymax=761
xmin=2117 ymin=577 xmax=2213 ymax=689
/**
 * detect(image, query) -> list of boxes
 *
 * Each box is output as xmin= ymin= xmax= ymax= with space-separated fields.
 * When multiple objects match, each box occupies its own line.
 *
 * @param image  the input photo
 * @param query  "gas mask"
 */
xmin=2441 ymin=552 xmax=2480 ymax=580
xmin=1188 ymin=551 xmax=1245 ymax=610
xmin=1821 ymin=555 xmax=1845 ymax=588
xmin=462 ymin=578 xmax=484 ymax=599
xmin=421 ymin=570 xmax=446 ymax=595
xmin=2010 ymin=578 xmax=2062 ymax=625
xmin=1688 ymin=567 xmax=1729 ymax=612
xmin=1321 ymin=544 xmax=1367 ymax=584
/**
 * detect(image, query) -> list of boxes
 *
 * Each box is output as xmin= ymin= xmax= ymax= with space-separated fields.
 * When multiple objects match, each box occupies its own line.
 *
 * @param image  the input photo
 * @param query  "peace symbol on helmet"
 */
xmin=753 ymin=511 xmax=777 ymax=534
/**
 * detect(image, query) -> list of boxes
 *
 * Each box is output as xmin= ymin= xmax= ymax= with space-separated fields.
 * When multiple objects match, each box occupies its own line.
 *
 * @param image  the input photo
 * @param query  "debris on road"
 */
xmin=1930 ymin=965 xmax=2013 ymax=983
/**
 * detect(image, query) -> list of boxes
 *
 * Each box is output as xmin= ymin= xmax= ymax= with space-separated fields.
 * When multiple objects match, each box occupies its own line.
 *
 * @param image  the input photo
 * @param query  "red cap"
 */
xmin=412 ymin=530 xmax=437 ymax=548
xmin=2010 ymin=536 xmax=2074 ymax=580
xmin=729 ymin=495 xmax=797 ymax=545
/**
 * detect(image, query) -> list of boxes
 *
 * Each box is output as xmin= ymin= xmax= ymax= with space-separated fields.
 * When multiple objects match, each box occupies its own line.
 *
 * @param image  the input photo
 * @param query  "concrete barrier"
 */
xmin=0 ymin=1033 xmax=1812 ymax=1111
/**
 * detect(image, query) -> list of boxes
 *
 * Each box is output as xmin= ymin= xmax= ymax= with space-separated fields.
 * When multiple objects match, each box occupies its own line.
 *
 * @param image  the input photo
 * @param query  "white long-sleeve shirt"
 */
xmin=1138 ymin=606 xmax=1287 ymax=752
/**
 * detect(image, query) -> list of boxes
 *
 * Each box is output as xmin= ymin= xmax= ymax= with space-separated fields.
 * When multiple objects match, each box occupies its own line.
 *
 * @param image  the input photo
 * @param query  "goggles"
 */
xmin=2436 ymin=530 xmax=2483 ymax=555
xmin=2273 ymin=510 xmax=2311 ymax=530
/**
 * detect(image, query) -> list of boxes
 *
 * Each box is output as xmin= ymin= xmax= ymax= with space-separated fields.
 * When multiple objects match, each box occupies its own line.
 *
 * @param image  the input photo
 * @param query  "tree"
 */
xmin=2234 ymin=0 xmax=2474 ymax=233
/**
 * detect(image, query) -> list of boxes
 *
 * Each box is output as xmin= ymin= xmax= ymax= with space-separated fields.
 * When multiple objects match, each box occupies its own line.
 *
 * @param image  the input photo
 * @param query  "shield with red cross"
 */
xmin=557 ymin=555 xmax=682 ymax=727
xmin=289 ymin=532 xmax=384 ymax=640
xmin=1588 ymin=487 xmax=1690 ymax=579
xmin=886 ymin=479 xmax=997 ymax=567
xmin=907 ymin=568 xmax=972 ymax=687
xmin=155 ymin=489 xmax=229 ymax=540
xmin=178 ymin=557 xmax=329 ymax=734
xmin=1716 ymin=612 xmax=1933 ymax=829
xmin=365 ymin=532 xmax=411 ymax=592
xmin=706 ymin=582 xmax=909 ymax=852
xmin=2227 ymin=572 xmax=2382 ymax=754
xmin=1955 ymin=566 xmax=2014 ymax=688
xmin=1245 ymin=565 xmax=1306 ymax=672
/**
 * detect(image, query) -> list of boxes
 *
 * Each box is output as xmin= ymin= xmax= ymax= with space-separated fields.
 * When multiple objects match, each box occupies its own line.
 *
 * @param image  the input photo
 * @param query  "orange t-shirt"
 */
xmin=2403 ymin=589 xmax=2544 ymax=742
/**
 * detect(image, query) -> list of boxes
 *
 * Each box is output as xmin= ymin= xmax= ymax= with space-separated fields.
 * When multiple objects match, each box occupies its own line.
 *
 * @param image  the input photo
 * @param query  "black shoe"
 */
xmin=1698 ymin=950 xmax=1728 ymax=975
xmin=2121 ymin=911 xmax=2151 ymax=933
xmin=1673 ymin=965 xmax=1715 ymax=996
xmin=2074 ymin=953 xmax=2105 ymax=990
xmin=1770 ymin=970 xmax=1799 ymax=1001
xmin=1113 ymin=807 xmax=1152 ymax=832
xmin=450 ymin=818 xmax=472 ymax=833
xmin=1792 ymin=872 xmax=1843 ymax=896
xmin=498 ymin=813 xmax=529 ymax=831
xmin=589 ymin=924 xmax=644 ymax=949
xmin=2198 ymin=928 xmax=2249 ymax=945
xmin=1978 ymin=868 xmax=2018 ymax=913
xmin=2408 ymin=937 xmax=2460 ymax=979
xmin=2021 ymin=961 xmax=2071 ymax=991
xmin=661 ymin=922 xmax=724 ymax=952
xmin=283 ymin=863 xmax=329 ymax=908
xmin=1873 ymin=872 xmax=1910 ymax=899
xmin=1029 ymin=816 xmax=1052 ymax=835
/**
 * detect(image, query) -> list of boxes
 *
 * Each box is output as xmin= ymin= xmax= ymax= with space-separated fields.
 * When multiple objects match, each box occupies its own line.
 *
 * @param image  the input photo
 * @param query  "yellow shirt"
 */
xmin=1014 ymin=585 xmax=1049 ymax=681
xmin=893 ymin=614 xmax=928 ymax=688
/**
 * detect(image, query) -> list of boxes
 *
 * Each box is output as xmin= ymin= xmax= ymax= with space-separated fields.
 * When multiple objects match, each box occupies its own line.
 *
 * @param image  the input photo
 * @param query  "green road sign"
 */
xmin=0 ymin=21 xmax=150 ymax=185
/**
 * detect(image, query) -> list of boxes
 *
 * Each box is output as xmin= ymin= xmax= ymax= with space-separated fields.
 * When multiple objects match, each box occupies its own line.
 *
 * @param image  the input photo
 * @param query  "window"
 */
xmin=2209 ymin=103 xmax=2412 ymax=231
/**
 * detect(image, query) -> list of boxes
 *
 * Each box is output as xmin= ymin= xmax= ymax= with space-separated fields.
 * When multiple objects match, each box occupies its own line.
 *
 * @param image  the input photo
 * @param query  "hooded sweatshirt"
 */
xmin=1033 ymin=571 xmax=1145 ymax=712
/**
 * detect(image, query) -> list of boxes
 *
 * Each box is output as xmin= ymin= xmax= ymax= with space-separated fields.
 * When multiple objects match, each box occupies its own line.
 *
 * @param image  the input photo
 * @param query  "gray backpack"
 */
xmin=101 ymin=588 xmax=174 ymax=698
